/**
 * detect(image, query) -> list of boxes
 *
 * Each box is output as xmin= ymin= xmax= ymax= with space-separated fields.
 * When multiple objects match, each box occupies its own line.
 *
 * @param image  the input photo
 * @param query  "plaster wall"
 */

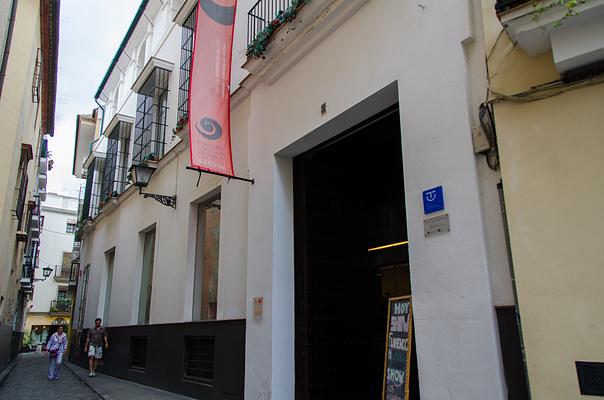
xmin=482 ymin=1 xmax=604 ymax=398
xmin=23 ymin=314 xmax=69 ymax=342
xmin=28 ymin=193 xmax=78 ymax=313
xmin=0 ymin=0 xmax=12 ymax=68
xmin=76 ymin=106 xmax=249 ymax=331
xmin=496 ymin=84 xmax=604 ymax=400
xmin=241 ymin=0 xmax=508 ymax=398
xmin=0 ymin=0 xmax=42 ymax=328
xmin=76 ymin=0 xmax=516 ymax=398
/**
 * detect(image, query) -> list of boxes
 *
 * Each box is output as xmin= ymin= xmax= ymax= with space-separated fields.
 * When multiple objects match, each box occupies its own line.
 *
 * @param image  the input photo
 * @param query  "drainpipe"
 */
xmin=0 ymin=0 xmax=19 ymax=100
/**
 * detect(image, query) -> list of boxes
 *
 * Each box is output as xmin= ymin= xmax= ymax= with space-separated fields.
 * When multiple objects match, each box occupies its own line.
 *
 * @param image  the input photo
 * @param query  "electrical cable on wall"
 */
xmin=488 ymin=74 xmax=604 ymax=104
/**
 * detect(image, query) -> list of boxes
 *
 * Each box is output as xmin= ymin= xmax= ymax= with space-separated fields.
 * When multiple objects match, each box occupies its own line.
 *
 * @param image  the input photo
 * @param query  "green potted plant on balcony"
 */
xmin=246 ymin=0 xmax=310 ymax=59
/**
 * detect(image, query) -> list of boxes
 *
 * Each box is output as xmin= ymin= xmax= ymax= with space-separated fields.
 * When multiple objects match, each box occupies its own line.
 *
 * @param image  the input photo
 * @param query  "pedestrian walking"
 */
xmin=47 ymin=325 xmax=67 ymax=380
xmin=84 ymin=317 xmax=108 ymax=377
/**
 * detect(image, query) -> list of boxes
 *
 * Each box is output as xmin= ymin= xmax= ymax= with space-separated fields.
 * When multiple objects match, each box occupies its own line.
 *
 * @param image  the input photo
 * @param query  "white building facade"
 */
xmin=23 ymin=192 xmax=78 ymax=348
xmin=71 ymin=0 xmax=523 ymax=399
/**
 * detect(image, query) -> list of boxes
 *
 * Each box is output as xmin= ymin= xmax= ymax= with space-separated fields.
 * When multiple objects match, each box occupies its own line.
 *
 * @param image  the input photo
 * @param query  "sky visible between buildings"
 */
xmin=48 ymin=0 xmax=140 ymax=196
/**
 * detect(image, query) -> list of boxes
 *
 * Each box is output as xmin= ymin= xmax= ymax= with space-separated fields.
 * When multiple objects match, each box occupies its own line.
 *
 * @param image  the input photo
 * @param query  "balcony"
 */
xmin=49 ymin=299 xmax=72 ymax=315
xmin=38 ymin=172 xmax=47 ymax=190
xmin=497 ymin=0 xmax=604 ymax=75
xmin=54 ymin=266 xmax=70 ymax=283
xmin=72 ymin=241 xmax=81 ymax=261
xmin=69 ymin=262 xmax=79 ymax=286
xmin=39 ymin=156 xmax=48 ymax=174
xmin=31 ymin=213 xmax=40 ymax=230
xmin=30 ymin=225 xmax=40 ymax=239
xmin=20 ymin=277 xmax=33 ymax=294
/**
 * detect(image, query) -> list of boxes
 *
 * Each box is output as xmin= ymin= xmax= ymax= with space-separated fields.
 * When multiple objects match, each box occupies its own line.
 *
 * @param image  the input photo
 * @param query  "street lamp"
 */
xmin=129 ymin=164 xmax=176 ymax=208
xmin=42 ymin=266 xmax=53 ymax=278
xmin=33 ymin=265 xmax=54 ymax=282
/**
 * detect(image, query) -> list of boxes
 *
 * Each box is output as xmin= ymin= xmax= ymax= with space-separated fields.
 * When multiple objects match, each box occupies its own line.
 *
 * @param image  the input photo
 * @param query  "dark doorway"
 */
xmin=294 ymin=106 xmax=419 ymax=399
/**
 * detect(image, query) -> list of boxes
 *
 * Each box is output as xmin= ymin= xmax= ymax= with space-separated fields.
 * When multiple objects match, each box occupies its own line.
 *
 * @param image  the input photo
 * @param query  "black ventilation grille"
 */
xmin=129 ymin=336 xmax=147 ymax=370
xmin=577 ymin=361 xmax=604 ymax=396
xmin=184 ymin=336 xmax=215 ymax=381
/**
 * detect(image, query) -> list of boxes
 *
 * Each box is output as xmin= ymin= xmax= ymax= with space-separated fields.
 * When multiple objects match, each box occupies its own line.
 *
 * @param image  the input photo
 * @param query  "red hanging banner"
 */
xmin=188 ymin=0 xmax=237 ymax=176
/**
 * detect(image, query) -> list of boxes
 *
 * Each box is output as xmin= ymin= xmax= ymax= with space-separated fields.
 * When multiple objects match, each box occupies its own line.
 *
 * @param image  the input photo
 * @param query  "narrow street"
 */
xmin=0 ymin=353 xmax=194 ymax=400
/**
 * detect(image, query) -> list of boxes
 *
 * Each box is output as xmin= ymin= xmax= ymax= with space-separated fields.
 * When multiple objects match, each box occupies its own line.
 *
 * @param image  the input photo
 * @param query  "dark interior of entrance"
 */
xmin=294 ymin=106 xmax=419 ymax=399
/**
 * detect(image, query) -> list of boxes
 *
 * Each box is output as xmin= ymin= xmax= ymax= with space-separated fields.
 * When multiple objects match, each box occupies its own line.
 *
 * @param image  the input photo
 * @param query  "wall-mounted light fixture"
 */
xmin=33 ymin=265 xmax=54 ymax=282
xmin=129 ymin=164 xmax=176 ymax=208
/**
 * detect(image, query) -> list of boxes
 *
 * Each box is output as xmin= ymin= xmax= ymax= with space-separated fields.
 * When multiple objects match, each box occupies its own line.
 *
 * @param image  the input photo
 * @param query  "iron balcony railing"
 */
xmin=247 ymin=0 xmax=295 ymax=48
xmin=178 ymin=6 xmax=197 ymax=121
xmin=50 ymin=299 xmax=72 ymax=314
xmin=495 ymin=0 xmax=531 ymax=13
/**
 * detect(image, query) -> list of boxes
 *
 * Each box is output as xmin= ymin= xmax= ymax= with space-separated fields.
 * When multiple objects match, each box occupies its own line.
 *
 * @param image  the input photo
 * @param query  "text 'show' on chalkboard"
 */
xmin=382 ymin=296 xmax=413 ymax=400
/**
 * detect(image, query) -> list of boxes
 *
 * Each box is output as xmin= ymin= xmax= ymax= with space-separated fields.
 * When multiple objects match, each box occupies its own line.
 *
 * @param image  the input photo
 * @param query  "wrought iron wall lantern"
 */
xmin=129 ymin=164 xmax=177 ymax=208
xmin=33 ymin=266 xmax=54 ymax=282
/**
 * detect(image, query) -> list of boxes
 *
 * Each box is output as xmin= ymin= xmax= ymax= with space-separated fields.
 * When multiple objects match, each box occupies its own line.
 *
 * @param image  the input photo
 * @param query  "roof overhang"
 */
xmin=131 ymin=57 xmax=174 ymax=93
xmin=95 ymin=0 xmax=150 ymax=100
xmin=104 ymin=114 xmax=135 ymax=137
xmin=83 ymin=151 xmax=106 ymax=170
xmin=40 ymin=0 xmax=60 ymax=137
xmin=174 ymin=0 xmax=197 ymax=26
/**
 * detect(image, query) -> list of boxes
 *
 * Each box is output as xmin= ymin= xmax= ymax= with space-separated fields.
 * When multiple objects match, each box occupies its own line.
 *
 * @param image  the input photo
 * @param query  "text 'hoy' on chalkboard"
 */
xmin=382 ymin=296 xmax=413 ymax=400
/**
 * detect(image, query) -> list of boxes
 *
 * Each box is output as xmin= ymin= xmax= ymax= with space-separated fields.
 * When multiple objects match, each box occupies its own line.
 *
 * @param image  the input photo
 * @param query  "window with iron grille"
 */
xmin=101 ymin=122 xmax=132 ymax=201
xmin=178 ymin=7 xmax=197 ymax=121
xmin=133 ymin=68 xmax=170 ymax=165
xmin=82 ymin=157 xmax=105 ymax=219
xmin=184 ymin=336 xmax=215 ymax=381
xmin=129 ymin=336 xmax=147 ymax=371
xmin=66 ymin=223 xmax=76 ymax=233
xmin=14 ymin=146 xmax=31 ymax=230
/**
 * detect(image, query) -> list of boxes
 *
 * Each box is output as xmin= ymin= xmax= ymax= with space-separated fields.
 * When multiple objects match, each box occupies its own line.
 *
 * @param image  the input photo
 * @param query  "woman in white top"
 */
xmin=47 ymin=325 xmax=67 ymax=380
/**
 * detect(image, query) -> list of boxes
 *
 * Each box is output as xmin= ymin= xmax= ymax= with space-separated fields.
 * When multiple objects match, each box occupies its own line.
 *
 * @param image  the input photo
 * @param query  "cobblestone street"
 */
xmin=0 ymin=353 xmax=194 ymax=400
xmin=0 ymin=353 xmax=98 ymax=399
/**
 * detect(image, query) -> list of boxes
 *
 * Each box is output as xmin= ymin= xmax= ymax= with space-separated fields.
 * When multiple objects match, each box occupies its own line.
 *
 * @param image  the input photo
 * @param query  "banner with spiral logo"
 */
xmin=188 ymin=0 xmax=237 ymax=175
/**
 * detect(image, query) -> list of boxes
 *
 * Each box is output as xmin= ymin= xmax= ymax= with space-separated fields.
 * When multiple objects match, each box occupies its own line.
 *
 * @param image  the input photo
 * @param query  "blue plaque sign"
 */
xmin=422 ymin=186 xmax=444 ymax=215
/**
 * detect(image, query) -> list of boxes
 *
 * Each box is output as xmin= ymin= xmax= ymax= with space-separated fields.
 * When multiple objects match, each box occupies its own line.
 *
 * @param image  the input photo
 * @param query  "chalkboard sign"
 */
xmin=382 ymin=296 xmax=413 ymax=400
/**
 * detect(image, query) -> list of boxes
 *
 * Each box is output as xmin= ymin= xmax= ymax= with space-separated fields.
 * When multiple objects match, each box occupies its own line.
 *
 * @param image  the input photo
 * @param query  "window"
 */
xmin=82 ymin=157 xmax=105 ymax=218
xmin=14 ymin=144 xmax=33 ymax=229
xmin=184 ymin=336 xmax=215 ymax=381
xmin=138 ymin=228 xmax=156 ymax=325
xmin=133 ymin=68 xmax=170 ymax=164
xmin=178 ymin=7 xmax=197 ymax=121
xmin=40 ymin=215 xmax=45 ymax=227
xmin=66 ymin=222 xmax=76 ymax=233
xmin=101 ymin=121 xmax=132 ymax=201
xmin=194 ymin=194 xmax=221 ymax=321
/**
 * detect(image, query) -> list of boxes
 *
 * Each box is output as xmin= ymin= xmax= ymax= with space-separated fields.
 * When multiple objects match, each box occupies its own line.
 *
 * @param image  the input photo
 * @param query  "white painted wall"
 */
xmin=74 ymin=0 xmax=514 ymax=398
xmin=29 ymin=193 xmax=78 ymax=312
xmin=242 ymin=1 xmax=508 ymax=398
